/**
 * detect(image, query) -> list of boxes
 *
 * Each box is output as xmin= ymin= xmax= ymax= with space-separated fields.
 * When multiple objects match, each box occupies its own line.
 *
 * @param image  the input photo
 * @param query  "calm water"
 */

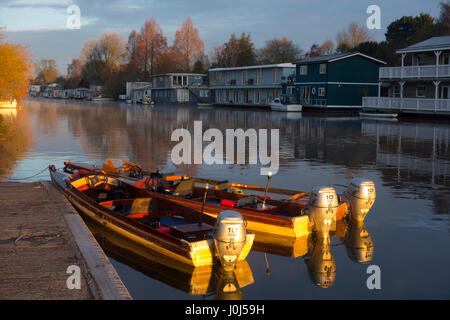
xmin=1 ymin=99 xmax=449 ymax=299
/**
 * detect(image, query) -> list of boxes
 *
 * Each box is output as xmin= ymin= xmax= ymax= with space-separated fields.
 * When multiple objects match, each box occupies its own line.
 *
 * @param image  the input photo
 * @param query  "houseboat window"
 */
xmin=226 ymin=72 xmax=230 ymax=84
xmin=234 ymin=90 xmax=238 ymax=103
xmin=255 ymin=69 xmax=261 ymax=84
xmin=300 ymin=65 xmax=307 ymax=75
xmin=272 ymin=69 xmax=278 ymax=84
xmin=392 ymin=85 xmax=400 ymax=97
xmin=320 ymin=64 xmax=327 ymax=74
xmin=226 ymin=90 xmax=230 ymax=102
xmin=319 ymin=88 xmax=325 ymax=96
xmin=242 ymin=71 xmax=247 ymax=85
xmin=441 ymin=53 xmax=449 ymax=65
xmin=416 ymin=86 xmax=426 ymax=98
xmin=255 ymin=89 xmax=260 ymax=103
xmin=273 ymin=89 xmax=278 ymax=98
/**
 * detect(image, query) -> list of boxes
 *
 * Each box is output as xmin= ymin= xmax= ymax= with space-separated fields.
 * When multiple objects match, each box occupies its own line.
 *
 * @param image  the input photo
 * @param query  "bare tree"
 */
xmin=336 ymin=22 xmax=373 ymax=51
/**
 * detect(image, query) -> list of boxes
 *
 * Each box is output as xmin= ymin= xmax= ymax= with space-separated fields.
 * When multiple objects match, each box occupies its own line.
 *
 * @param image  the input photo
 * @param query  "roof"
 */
xmin=152 ymin=73 xmax=206 ymax=77
xmin=296 ymin=52 xmax=386 ymax=65
xmin=133 ymin=85 xmax=153 ymax=91
xmin=396 ymin=36 xmax=450 ymax=54
xmin=209 ymin=63 xmax=295 ymax=72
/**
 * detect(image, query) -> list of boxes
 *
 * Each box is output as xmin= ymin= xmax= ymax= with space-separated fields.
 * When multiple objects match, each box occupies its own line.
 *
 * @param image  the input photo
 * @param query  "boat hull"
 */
xmin=49 ymin=170 xmax=254 ymax=268
xmin=270 ymin=103 xmax=302 ymax=112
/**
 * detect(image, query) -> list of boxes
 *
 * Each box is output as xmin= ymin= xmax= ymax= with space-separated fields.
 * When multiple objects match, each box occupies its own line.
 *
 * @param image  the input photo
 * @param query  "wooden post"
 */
xmin=434 ymin=51 xmax=442 ymax=78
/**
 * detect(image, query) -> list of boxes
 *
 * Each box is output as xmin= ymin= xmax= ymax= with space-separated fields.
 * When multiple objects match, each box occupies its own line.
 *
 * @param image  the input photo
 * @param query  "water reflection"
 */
xmin=7 ymin=99 xmax=448 ymax=298
xmin=305 ymin=235 xmax=336 ymax=288
xmin=86 ymin=219 xmax=254 ymax=299
xmin=0 ymin=107 xmax=32 ymax=179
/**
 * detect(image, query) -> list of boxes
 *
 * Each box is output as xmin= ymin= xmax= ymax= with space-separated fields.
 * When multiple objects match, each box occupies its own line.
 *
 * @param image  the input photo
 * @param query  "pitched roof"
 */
xmin=209 ymin=63 xmax=295 ymax=72
xmin=396 ymin=36 xmax=450 ymax=54
xmin=296 ymin=52 xmax=386 ymax=65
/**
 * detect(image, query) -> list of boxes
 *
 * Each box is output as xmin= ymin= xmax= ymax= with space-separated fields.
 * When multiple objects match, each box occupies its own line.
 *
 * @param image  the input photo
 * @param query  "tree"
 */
xmin=213 ymin=33 xmax=256 ymax=67
xmin=173 ymin=18 xmax=204 ymax=71
xmin=385 ymin=14 xmax=436 ymax=50
xmin=34 ymin=59 xmax=59 ymax=84
xmin=97 ymin=32 xmax=126 ymax=75
xmin=320 ymin=40 xmax=334 ymax=55
xmin=438 ymin=1 xmax=450 ymax=34
xmin=67 ymin=59 xmax=83 ymax=88
xmin=136 ymin=18 xmax=168 ymax=78
xmin=258 ymin=37 xmax=302 ymax=64
xmin=0 ymin=41 xmax=33 ymax=101
xmin=336 ymin=22 xmax=373 ymax=52
xmin=305 ymin=44 xmax=321 ymax=58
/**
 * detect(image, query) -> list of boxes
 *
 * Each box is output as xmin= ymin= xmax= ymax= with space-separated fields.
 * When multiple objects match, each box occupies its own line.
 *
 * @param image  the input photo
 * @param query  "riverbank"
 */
xmin=0 ymin=180 xmax=132 ymax=300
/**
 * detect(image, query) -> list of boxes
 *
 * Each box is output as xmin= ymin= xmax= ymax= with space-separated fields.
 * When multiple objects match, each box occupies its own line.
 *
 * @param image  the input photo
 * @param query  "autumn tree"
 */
xmin=336 ymin=22 xmax=373 ymax=52
xmin=258 ymin=37 xmax=302 ymax=64
xmin=34 ymin=59 xmax=59 ymax=84
xmin=173 ymin=18 xmax=204 ymax=71
xmin=0 ymin=41 xmax=33 ymax=101
xmin=439 ymin=1 xmax=450 ymax=33
xmin=136 ymin=19 xmax=168 ymax=78
xmin=320 ymin=40 xmax=334 ymax=55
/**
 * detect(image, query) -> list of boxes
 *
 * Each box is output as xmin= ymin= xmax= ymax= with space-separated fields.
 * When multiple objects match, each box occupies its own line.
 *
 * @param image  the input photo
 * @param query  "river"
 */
xmin=1 ymin=98 xmax=449 ymax=299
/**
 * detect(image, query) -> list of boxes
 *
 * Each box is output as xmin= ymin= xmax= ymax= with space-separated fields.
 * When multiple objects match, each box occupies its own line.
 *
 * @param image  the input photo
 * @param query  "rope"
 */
xmin=1 ymin=166 xmax=49 ymax=181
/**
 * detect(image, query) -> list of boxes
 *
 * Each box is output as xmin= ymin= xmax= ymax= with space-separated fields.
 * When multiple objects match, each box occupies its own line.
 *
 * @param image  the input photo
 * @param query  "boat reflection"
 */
xmin=305 ymin=235 xmax=336 ymax=288
xmin=251 ymin=217 xmax=374 ymax=288
xmin=343 ymin=220 xmax=374 ymax=264
xmin=85 ymin=219 xmax=254 ymax=298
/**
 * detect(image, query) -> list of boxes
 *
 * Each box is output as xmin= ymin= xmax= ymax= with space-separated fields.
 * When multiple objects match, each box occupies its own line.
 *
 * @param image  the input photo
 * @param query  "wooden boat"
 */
xmin=49 ymin=166 xmax=254 ymax=269
xmin=63 ymin=161 xmax=362 ymax=239
xmin=87 ymin=218 xmax=254 ymax=297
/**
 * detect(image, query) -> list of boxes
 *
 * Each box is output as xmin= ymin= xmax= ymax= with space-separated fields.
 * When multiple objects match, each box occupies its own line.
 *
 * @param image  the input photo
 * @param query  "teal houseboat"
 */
xmin=296 ymin=52 xmax=386 ymax=110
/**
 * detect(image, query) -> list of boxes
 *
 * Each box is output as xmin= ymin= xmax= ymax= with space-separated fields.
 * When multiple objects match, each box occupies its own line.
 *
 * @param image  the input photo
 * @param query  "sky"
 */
xmin=0 ymin=0 xmax=444 ymax=74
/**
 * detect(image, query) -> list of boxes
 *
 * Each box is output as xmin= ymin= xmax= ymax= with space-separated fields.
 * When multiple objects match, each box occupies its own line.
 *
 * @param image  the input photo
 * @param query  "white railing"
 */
xmin=363 ymin=97 xmax=450 ymax=113
xmin=379 ymin=64 xmax=450 ymax=79
xmin=301 ymin=98 xmax=327 ymax=106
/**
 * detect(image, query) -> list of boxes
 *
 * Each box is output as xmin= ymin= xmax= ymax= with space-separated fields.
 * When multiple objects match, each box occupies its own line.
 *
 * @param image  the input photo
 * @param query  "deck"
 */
xmin=0 ymin=181 xmax=132 ymax=300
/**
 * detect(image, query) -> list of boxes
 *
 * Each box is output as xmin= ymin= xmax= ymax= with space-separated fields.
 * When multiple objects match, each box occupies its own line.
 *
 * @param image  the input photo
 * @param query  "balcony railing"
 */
xmin=379 ymin=64 xmax=450 ymax=80
xmin=363 ymin=96 xmax=450 ymax=113
xmin=301 ymin=98 xmax=327 ymax=106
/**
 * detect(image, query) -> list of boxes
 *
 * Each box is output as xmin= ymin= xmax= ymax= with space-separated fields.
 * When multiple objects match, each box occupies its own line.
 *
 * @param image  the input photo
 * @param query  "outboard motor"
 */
xmin=344 ymin=178 xmax=376 ymax=221
xmin=308 ymin=186 xmax=339 ymax=240
xmin=214 ymin=210 xmax=247 ymax=271
xmin=306 ymin=235 xmax=336 ymax=288
xmin=344 ymin=220 xmax=374 ymax=264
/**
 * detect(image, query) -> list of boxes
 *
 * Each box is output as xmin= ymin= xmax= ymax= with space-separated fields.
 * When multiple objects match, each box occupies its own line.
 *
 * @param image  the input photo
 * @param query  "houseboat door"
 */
xmin=439 ymin=86 xmax=449 ymax=99
xmin=301 ymin=86 xmax=310 ymax=104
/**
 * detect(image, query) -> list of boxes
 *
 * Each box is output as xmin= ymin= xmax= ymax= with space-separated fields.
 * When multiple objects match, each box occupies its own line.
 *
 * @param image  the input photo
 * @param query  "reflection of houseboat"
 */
xmin=363 ymin=36 xmax=450 ymax=116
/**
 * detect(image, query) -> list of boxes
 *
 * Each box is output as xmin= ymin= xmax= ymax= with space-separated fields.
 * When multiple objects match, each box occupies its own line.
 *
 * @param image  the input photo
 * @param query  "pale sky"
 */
xmin=0 ymin=0 xmax=444 ymax=74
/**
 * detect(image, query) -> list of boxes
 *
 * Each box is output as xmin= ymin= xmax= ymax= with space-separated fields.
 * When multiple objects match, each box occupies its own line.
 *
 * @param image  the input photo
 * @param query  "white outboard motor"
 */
xmin=214 ymin=210 xmax=247 ymax=271
xmin=344 ymin=178 xmax=376 ymax=221
xmin=308 ymin=186 xmax=339 ymax=240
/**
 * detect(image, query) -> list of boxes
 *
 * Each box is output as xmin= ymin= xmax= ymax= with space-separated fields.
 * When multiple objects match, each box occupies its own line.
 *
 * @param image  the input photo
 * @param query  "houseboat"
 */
xmin=128 ymin=73 xmax=210 ymax=105
xmin=209 ymin=63 xmax=296 ymax=107
xmin=362 ymin=35 xmax=450 ymax=117
xmin=296 ymin=52 xmax=386 ymax=111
